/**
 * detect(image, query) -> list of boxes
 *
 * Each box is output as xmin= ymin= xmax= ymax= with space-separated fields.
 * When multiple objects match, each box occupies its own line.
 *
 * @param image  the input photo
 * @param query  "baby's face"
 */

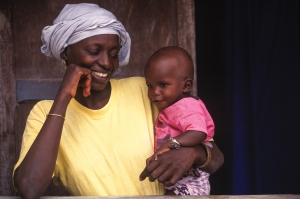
xmin=144 ymin=58 xmax=185 ymax=111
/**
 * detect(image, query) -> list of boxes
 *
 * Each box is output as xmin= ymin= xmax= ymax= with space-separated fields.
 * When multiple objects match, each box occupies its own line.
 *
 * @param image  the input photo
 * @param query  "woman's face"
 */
xmin=64 ymin=34 xmax=121 ymax=91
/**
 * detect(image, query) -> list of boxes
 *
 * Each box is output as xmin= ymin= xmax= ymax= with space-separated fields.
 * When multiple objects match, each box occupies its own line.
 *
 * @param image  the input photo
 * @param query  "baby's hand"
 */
xmin=146 ymin=143 xmax=172 ymax=165
xmin=146 ymin=139 xmax=177 ymax=167
xmin=153 ymin=147 xmax=170 ymax=160
xmin=146 ymin=155 xmax=155 ymax=165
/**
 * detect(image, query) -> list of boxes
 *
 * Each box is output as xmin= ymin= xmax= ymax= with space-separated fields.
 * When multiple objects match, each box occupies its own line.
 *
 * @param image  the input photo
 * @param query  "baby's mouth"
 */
xmin=152 ymin=99 xmax=161 ymax=103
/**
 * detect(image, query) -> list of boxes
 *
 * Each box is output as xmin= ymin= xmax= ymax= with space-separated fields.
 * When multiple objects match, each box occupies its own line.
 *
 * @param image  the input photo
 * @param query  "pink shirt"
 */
xmin=154 ymin=97 xmax=215 ymax=151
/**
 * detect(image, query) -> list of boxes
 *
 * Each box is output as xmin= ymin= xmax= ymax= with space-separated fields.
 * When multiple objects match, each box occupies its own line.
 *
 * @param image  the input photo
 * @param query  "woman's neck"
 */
xmin=74 ymin=82 xmax=112 ymax=110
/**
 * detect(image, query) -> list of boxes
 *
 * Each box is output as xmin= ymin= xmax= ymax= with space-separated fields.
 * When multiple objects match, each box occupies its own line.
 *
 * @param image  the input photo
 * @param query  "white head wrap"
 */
xmin=41 ymin=3 xmax=131 ymax=76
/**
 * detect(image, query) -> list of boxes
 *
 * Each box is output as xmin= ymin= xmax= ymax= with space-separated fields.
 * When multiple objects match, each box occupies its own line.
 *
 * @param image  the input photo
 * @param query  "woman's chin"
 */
xmin=90 ymin=81 xmax=111 ymax=92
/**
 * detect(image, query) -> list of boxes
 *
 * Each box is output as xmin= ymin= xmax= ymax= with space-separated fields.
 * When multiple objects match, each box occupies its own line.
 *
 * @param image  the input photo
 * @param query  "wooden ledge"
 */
xmin=1 ymin=195 xmax=300 ymax=199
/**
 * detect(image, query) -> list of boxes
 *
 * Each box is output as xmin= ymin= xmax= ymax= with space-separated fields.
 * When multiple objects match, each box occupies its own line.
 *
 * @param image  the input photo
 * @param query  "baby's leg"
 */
xmin=166 ymin=169 xmax=210 ymax=195
xmin=165 ymin=190 xmax=176 ymax=195
xmin=186 ymin=169 xmax=210 ymax=195
xmin=168 ymin=184 xmax=190 ymax=195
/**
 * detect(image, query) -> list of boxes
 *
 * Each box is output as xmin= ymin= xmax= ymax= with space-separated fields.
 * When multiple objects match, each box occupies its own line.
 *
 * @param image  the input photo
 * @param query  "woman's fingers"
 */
xmin=60 ymin=65 xmax=91 ymax=98
xmin=162 ymin=170 xmax=183 ymax=187
xmin=81 ymin=73 xmax=92 ymax=97
xmin=139 ymin=147 xmax=196 ymax=185
xmin=140 ymin=158 xmax=160 ymax=182
xmin=139 ymin=158 xmax=159 ymax=181
xmin=140 ymin=153 xmax=182 ymax=185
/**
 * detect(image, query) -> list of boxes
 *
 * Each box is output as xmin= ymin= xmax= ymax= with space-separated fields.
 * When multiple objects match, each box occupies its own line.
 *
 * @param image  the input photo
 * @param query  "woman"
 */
xmin=13 ymin=3 xmax=224 ymax=198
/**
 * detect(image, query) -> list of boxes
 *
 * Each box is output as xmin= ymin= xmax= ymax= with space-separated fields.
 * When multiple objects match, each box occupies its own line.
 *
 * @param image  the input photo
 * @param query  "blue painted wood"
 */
xmin=16 ymin=80 xmax=62 ymax=102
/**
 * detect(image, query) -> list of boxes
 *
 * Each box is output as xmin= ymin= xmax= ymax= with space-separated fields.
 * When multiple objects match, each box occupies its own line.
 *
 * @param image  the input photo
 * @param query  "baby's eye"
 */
xmin=147 ymin=84 xmax=152 ymax=88
xmin=159 ymin=83 xmax=167 ymax=88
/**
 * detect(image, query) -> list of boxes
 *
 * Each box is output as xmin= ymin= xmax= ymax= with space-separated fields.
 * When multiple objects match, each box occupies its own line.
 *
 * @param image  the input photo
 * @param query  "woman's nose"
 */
xmin=97 ymin=53 xmax=111 ymax=69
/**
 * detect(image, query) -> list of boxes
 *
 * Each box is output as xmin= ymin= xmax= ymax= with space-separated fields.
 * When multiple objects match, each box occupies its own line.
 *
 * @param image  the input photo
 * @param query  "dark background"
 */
xmin=195 ymin=0 xmax=299 ymax=194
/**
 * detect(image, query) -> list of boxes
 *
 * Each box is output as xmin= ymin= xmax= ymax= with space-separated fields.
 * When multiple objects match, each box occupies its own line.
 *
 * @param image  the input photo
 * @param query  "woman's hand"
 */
xmin=59 ymin=64 xmax=92 ymax=98
xmin=139 ymin=142 xmax=224 ymax=187
xmin=140 ymin=147 xmax=197 ymax=187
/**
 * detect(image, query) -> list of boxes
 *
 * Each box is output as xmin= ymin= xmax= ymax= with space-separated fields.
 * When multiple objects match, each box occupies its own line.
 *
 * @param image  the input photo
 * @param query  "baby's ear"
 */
xmin=183 ymin=78 xmax=193 ymax=93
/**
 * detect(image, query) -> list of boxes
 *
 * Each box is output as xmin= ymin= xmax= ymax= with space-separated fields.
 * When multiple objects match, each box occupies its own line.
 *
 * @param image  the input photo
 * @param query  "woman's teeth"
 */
xmin=92 ymin=71 xmax=109 ymax=77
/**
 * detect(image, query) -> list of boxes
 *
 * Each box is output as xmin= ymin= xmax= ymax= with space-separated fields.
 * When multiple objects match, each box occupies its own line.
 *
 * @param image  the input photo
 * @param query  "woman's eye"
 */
xmin=110 ymin=53 xmax=119 ymax=58
xmin=109 ymin=50 xmax=119 ymax=58
xmin=147 ymin=84 xmax=152 ymax=88
xmin=87 ymin=50 xmax=99 ymax=55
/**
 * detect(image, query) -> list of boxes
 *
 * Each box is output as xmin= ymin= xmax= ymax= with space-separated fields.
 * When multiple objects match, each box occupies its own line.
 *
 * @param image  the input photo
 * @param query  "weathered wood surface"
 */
xmin=16 ymin=80 xmax=62 ymax=102
xmin=0 ymin=0 xmax=17 ymax=196
xmin=0 ymin=195 xmax=300 ymax=199
xmin=175 ymin=0 xmax=197 ymax=95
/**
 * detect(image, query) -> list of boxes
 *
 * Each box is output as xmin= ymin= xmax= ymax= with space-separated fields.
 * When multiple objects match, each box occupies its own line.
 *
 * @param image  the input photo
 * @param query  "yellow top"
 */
xmin=13 ymin=77 xmax=164 ymax=196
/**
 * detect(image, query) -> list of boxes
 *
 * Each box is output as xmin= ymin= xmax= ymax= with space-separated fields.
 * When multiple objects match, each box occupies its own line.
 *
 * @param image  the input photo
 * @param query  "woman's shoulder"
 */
xmin=113 ymin=76 xmax=145 ymax=83
xmin=26 ymin=100 xmax=54 ymax=121
xmin=35 ymin=100 xmax=54 ymax=107
xmin=111 ymin=77 xmax=148 ymax=100
xmin=31 ymin=100 xmax=54 ymax=113
xmin=112 ymin=76 xmax=146 ymax=87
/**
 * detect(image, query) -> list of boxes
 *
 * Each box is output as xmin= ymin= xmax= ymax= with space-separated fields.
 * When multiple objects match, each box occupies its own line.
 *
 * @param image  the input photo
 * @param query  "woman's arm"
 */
xmin=14 ymin=65 xmax=91 ymax=199
xmin=139 ymin=141 xmax=224 ymax=187
xmin=194 ymin=141 xmax=224 ymax=174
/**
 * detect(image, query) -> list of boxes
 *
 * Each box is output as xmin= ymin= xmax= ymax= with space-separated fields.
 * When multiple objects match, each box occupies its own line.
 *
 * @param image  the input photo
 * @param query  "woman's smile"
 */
xmin=91 ymin=70 xmax=112 ymax=84
xmin=92 ymin=70 xmax=110 ymax=78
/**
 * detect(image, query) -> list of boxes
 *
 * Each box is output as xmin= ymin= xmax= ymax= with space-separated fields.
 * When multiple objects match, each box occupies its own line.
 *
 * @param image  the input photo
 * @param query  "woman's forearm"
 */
xmin=194 ymin=141 xmax=224 ymax=174
xmin=14 ymin=65 xmax=89 ymax=198
xmin=14 ymin=93 xmax=72 ymax=199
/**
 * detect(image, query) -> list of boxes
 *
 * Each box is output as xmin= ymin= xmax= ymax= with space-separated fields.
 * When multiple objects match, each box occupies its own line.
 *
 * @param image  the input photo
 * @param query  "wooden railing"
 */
xmin=1 ymin=195 xmax=300 ymax=199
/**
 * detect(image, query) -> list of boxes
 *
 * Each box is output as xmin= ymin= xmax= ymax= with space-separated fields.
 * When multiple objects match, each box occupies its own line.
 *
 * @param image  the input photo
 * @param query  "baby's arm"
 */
xmin=146 ymin=141 xmax=172 ymax=165
xmin=173 ymin=130 xmax=207 ymax=147
xmin=147 ymin=130 xmax=207 ymax=164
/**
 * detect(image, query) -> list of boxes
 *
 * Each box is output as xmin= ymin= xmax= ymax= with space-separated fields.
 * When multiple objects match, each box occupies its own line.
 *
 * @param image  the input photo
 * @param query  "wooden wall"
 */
xmin=0 ymin=0 xmax=16 ymax=196
xmin=0 ymin=0 xmax=196 ymax=195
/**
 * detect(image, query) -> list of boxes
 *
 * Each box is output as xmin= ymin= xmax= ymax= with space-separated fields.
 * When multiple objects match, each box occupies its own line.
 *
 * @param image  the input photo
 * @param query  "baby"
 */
xmin=144 ymin=46 xmax=215 ymax=195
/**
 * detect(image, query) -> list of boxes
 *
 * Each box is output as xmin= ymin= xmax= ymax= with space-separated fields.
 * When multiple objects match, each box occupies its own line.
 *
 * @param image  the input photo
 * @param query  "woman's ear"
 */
xmin=60 ymin=47 xmax=68 ymax=62
xmin=183 ymin=78 xmax=193 ymax=93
